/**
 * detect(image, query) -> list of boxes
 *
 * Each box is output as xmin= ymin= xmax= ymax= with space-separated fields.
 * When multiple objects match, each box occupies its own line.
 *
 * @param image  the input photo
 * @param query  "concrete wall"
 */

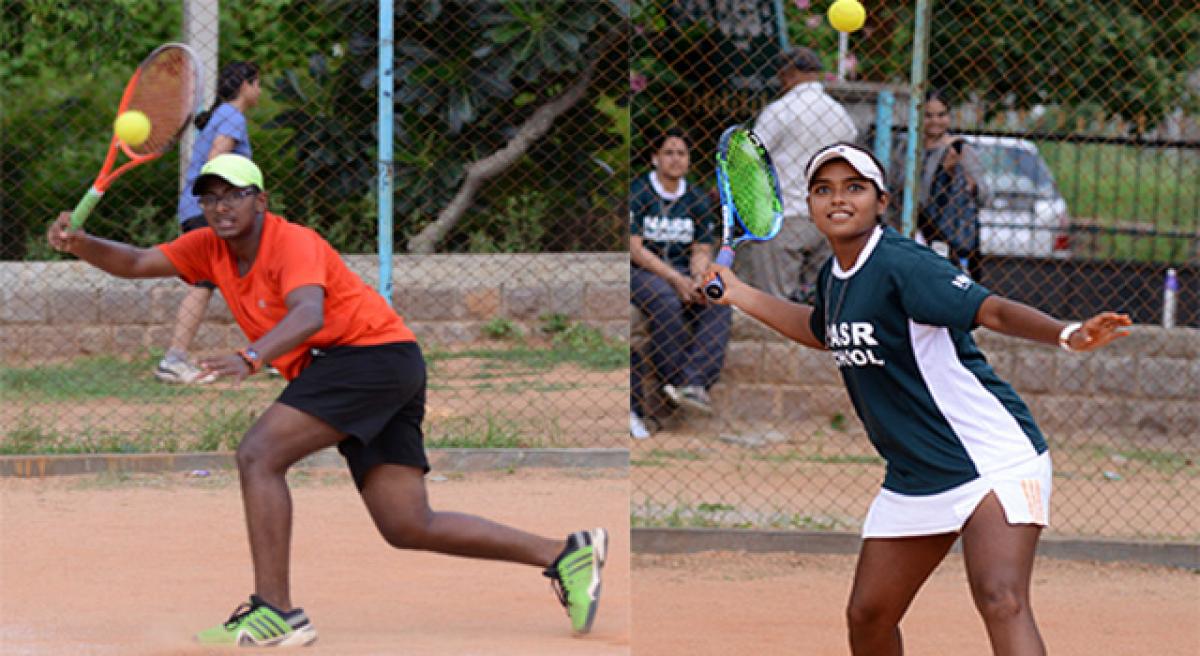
xmin=0 ymin=253 xmax=631 ymax=360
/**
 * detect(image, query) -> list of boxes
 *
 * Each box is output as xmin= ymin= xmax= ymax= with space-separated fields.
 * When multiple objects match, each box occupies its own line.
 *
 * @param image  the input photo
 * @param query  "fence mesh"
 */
xmin=1 ymin=1 xmax=630 ymax=455
xmin=631 ymin=0 xmax=1198 ymax=540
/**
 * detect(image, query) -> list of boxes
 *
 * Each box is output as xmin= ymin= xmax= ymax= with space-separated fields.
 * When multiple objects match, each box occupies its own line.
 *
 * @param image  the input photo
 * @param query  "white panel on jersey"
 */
xmin=908 ymin=321 xmax=1038 ymax=474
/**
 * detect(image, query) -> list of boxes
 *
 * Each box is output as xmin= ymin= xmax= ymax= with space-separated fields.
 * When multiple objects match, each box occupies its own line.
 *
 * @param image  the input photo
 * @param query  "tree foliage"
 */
xmin=633 ymin=0 xmax=1198 ymax=146
xmin=1 ymin=0 xmax=629 ymax=260
xmin=266 ymin=0 xmax=629 ymax=253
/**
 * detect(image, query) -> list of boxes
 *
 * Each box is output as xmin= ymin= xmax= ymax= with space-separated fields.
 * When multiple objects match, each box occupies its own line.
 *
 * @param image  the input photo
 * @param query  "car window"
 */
xmin=977 ymin=145 xmax=1057 ymax=194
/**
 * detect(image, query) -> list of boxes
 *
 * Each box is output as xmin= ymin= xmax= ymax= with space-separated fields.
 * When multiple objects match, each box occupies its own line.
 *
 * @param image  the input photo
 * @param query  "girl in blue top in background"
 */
xmin=156 ymin=60 xmax=261 ymax=384
xmin=707 ymin=142 xmax=1131 ymax=655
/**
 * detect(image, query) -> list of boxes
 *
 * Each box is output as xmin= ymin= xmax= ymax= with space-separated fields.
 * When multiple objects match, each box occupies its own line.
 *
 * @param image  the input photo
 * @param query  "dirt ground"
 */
xmin=633 ymin=551 xmax=1200 ymax=655
xmin=0 ymin=468 xmax=630 ymax=655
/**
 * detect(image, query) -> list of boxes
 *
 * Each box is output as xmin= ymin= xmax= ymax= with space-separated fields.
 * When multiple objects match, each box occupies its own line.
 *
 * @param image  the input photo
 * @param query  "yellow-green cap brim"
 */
xmin=192 ymin=153 xmax=264 ymax=194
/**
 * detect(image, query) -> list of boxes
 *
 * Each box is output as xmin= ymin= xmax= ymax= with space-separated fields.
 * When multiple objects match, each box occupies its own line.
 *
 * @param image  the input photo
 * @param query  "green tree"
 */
xmin=264 ymin=0 xmax=630 ymax=254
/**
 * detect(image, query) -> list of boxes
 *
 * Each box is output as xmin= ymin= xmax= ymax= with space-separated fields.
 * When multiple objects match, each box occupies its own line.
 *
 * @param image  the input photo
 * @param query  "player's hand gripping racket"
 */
xmin=69 ymin=43 xmax=202 ymax=229
xmin=704 ymin=125 xmax=784 ymax=300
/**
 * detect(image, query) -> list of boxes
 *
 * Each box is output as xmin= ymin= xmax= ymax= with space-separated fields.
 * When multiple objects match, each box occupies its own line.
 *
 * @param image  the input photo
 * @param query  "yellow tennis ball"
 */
xmin=114 ymin=110 xmax=151 ymax=147
xmin=828 ymin=0 xmax=866 ymax=33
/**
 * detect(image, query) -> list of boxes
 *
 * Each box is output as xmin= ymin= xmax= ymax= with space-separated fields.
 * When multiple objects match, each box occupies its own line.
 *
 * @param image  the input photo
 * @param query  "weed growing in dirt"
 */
xmin=427 ymin=414 xmax=544 ymax=448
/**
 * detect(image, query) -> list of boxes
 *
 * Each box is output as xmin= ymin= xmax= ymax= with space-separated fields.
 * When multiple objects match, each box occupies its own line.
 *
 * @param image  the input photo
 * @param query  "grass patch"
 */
xmin=1040 ymin=142 xmax=1198 ymax=262
xmin=482 ymin=317 xmax=522 ymax=341
xmin=0 ymin=423 xmax=183 ymax=455
xmin=426 ymin=414 xmax=545 ymax=449
xmin=752 ymin=452 xmax=884 ymax=466
xmin=633 ymin=503 xmax=854 ymax=532
xmin=426 ymin=336 xmax=627 ymax=375
xmin=0 ymin=354 xmax=208 ymax=401
xmin=194 ymin=406 xmax=256 ymax=452
xmin=1079 ymin=445 xmax=1197 ymax=477
xmin=649 ymin=448 xmax=704 ymax=461
xmin=632 ymin=448 xmax=707 ymax=467
xmin=769 ymin=513 xmax=854 ymax=531
xmin=632 ymin=501 xmax=748 ymax=529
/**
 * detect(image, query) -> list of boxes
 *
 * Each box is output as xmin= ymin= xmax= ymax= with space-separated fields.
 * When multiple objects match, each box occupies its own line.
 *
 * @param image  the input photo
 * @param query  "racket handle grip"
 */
xmin=69 ymin=187 xmax=104 ymax=230
xmin=703 ymin=247 xmax=736 ymax=300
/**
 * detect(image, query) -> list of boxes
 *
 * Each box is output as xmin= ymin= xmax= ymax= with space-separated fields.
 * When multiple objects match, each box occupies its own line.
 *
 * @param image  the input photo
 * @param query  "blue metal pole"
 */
xmin=377 ymin=0 xmax=395 ymax=304
xmin=901 ymin=0 xmax=934 ymax=238
xmin=874 ymin=90 xmax=894 ymax=165
xmin=771 ymin=0 xmax=790 ymax=51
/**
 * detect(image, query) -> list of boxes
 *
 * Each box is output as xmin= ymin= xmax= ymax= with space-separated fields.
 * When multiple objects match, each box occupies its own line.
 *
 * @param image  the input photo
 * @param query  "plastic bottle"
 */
xmin=1163 ymin=268 xmax=1178 ymax=329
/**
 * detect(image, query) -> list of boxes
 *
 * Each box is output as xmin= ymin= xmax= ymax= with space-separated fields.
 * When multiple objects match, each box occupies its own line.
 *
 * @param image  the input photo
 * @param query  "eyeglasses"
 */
xmin=198 ymin=187 xmax=259 ymax=209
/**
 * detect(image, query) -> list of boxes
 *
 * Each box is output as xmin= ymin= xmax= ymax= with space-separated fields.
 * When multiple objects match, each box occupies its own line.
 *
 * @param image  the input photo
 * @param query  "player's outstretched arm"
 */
xmin=974 ymin=295 xmax=1131 ymax=352
xmin=703 ymin=262 xmax=824 ymax=349
xmin=47 ymin=211 xmax=179 ymax=279
xmin=199 ymin=284 xmax=325 ymax=382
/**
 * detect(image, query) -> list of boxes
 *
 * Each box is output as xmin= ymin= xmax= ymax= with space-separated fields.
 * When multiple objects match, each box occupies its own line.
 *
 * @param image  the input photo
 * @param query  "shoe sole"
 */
xmin=231 ymin=624 xmax=318 ymax=648
xmin=155 ymin=368 xmax=217 ymax=385
xmin=675 ymin=396 xmax=714 ymax=415
xmin=577 ymin=528 xmax=608 ymax=635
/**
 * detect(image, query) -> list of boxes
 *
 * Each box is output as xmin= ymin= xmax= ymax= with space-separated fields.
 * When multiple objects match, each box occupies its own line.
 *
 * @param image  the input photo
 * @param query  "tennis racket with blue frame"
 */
xmin=703 ymin=125 xmax=785 ymax=300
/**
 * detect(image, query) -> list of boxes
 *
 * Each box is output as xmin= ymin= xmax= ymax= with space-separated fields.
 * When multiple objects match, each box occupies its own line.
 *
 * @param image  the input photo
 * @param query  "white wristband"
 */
xmin=1058 ymin=322 xmax=1083 ymax=352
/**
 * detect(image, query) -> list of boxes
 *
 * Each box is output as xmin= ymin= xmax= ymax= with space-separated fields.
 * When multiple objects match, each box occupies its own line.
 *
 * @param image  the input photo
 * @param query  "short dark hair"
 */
xmin=647 ymin=127 xmax=691 ymax=163
xmin=775 ymin=47 xmax=823 ymax=74
xmin=652 ymin=127 xmax=691 ymax=152
xmin=925 ymin=87 xmax=951 ymax=105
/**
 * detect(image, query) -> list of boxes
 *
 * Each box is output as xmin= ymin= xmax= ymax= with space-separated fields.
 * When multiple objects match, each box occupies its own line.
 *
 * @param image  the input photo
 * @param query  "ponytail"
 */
xmin=194 ymin=61 xmax=259 ymax=130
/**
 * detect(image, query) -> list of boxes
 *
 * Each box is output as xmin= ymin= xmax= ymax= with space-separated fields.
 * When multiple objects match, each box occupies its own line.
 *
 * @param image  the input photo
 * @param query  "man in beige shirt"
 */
xmin=735 ymin=48 xmax=858 ymax=302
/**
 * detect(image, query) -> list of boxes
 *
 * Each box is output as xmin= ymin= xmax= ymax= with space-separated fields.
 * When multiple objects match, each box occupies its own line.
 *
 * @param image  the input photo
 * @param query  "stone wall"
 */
xmin=706 ymin=312 xmax=1200 ymax=442
xmin=0 ymin=253 xmax=630 ymax=360
xmin=633 ymin=309 xmax=1199 ymax=442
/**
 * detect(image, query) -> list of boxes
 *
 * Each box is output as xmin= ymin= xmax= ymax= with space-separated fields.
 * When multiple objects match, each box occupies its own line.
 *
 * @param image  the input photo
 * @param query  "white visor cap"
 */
xmin=804 ymin=143 xmax=888 ymax=194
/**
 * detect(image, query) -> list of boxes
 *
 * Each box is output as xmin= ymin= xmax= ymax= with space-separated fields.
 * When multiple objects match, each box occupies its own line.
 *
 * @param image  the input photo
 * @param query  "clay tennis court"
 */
xmin=633 ymin=550 xmax=1199 ymax=655
xmin=0 ymin=467 xmax=630 ymax=655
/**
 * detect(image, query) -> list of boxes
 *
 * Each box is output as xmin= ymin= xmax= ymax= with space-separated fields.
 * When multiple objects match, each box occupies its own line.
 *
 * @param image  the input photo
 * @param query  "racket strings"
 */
xmin=125 ymin=47 xmax=199 ymax=155
xmin=725 ymin=135 xmax=778 ymax=237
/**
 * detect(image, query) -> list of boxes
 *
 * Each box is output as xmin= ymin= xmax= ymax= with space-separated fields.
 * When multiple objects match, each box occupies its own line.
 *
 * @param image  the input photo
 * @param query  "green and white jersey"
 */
xmin=809 ymin=226 xmax=1047 ymax=495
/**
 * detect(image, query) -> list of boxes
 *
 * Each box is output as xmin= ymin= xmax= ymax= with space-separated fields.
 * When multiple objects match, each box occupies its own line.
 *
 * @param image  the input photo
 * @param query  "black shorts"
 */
xmin=277 ymin=341 xmax=429 ymax=490
xmin=180 ymin=215 xmax=216 ymax=290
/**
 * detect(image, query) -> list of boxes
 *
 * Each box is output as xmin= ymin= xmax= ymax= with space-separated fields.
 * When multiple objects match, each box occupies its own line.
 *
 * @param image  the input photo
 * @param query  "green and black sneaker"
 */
xmin=195 ymin=595 xmax=318 ymax=647
xmin=544 ymin=528 xmax=608 ymax=635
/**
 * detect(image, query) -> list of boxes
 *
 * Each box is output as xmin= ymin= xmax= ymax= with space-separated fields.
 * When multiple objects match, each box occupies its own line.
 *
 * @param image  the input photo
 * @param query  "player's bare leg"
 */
xmin=359 ymin=463 xmax=562 ymax=566
xmin=847 ymin=533 xmax=958 ymax=655
xmin=961 ymin=492 xmax=1046 ymax=656
xmin=235 ymin=402 xmax=346 ymax=610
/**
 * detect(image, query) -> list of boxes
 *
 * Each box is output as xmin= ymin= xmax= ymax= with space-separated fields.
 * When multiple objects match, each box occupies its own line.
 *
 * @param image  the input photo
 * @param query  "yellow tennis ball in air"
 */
xmin=828 ymin=0 xmax=866 ymax=33
xmin=114 ymin=110 xmax=151 ymax=147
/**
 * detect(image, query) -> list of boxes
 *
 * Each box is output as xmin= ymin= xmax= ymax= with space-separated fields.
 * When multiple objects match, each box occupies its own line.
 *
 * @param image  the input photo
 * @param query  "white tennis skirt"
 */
xmin=862 ymin=452 xmax=1052 ymax=538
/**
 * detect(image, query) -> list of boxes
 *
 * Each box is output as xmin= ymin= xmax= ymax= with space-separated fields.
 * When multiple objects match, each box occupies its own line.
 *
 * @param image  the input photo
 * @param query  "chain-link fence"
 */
xmin=1 ymin=1 xmax=630 ymax=454
xmin=631 ymin=0 xmax=1198 ymax=540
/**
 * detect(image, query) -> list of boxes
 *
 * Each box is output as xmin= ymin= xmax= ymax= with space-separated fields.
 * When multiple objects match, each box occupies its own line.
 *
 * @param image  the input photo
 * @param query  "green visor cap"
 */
xmin=192 ymin=154 xmax=264 ymax=194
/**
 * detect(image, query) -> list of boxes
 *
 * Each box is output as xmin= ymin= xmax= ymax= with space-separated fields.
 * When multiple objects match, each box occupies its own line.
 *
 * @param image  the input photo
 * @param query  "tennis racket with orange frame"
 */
xmin=69 ymin=42 xmax=203 ymax=229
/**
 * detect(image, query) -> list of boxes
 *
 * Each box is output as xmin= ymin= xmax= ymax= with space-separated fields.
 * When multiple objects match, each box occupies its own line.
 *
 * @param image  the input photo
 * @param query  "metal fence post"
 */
xmin=900 ymin=0 xmax=934 ymax=238
xmin=377 ymin=0 xmax=395 ymax=304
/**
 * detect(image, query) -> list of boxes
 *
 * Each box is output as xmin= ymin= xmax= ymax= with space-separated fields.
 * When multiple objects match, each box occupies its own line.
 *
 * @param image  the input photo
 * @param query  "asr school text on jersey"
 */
xmin=826 ymin=321 xmax=886 ymax=368
xmin=641 ymin=216 xmax=695 ymax=243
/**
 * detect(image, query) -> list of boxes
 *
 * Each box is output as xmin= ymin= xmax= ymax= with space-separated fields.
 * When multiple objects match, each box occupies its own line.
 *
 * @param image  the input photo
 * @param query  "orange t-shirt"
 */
xmin=158 ymin=211 xmax=415 ymax=380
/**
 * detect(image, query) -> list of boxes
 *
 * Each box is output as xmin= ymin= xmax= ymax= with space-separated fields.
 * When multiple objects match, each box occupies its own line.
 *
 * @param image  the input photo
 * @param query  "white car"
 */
xmin=965 ymin=135 xmax=1072 ymax=259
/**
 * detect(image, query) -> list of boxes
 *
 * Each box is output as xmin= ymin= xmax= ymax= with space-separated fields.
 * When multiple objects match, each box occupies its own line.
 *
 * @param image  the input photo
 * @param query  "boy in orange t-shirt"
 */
xmin=48 ymin=154 xmax=607 ymax=646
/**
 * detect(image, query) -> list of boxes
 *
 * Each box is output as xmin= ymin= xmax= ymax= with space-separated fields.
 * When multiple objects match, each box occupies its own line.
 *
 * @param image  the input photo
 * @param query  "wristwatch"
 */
xmin=238 ymin=347 xmax=263 ymax=373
